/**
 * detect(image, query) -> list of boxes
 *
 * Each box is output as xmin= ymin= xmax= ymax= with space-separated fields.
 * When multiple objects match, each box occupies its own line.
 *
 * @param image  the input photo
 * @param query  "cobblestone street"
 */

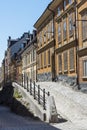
xmin=0 ymin=106 xmax=60 ymax=130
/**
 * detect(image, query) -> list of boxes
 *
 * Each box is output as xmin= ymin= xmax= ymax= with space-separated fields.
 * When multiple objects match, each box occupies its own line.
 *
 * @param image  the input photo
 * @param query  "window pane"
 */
xmin=41 ymin=53 xmax=43 ymax=68
xmin=64 ymin=0 xmax=66 ymax=10
xmin=82 ymin=11 xmax=87 ymax=40
xmin=58 ymin=54 xmax=62 ymax=71
xmin=69 ymin=0 xmax=72 ymax=4
xmin=83 ymin=60 xmax=87 ymax=76
xmin=48 ymin=49 xmax=50 ymax=65
xmin=69 ymin=13 xmax=73 ymax=36
xmin=44 ymin=51 xmax=46 ymax=66
xmin=58 ymin=7 xmax=61 ymax=16
xmin=69 ymin=48 xmax=74 ymax=70
xmin=58 ymin=23 xmax=61 ymax=42
xmin=63 ymin=20 xmax=67 ymax=39
xmin=64 ymin=51 xmax=68 ymax=70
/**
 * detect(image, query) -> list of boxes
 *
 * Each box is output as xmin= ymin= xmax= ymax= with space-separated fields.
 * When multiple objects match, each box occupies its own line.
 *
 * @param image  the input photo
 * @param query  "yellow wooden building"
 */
xmin=77 ymin=0 xmax=87 ymax=90
xmin=34 ymin=0 xmax=87 ymax=90
xmin=55 ymin=0 xmax=77 ymax=86
xmin=34 ymin=1 xmax=55 ymax=81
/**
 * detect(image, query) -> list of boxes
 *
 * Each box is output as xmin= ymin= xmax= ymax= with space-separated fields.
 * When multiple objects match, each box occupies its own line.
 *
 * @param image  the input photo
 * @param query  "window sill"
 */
xmin=82 ymin=76 xmax=87 ymax=79
xmin=63 ymin=38 xmax=67 ymax=41
xmin=70 ymin=69 xmax=75 ymax=72
xmin=41 ymin=67 xmax=43 ymax=69
xmin=59 ymin=71 xmax=62 ymax=74
xmin=64 ymin=70 xmax=68 ymax=73
xmin=69 ymin=33 xmax=73 ymax=38
xmin=48 ymin=64 xmax=51 ymax=67
xmin=44 ymin=65 xmax=47 ymax=68
xmin=58 ymin=41 xmax=62 ymax=44
xmin=82 ymin=38 xmax=87 ymax=42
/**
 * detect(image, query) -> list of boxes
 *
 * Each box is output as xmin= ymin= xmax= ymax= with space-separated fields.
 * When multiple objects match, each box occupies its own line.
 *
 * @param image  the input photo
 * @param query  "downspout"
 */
xmin=74 ymin=0 xmax=79 ymax=89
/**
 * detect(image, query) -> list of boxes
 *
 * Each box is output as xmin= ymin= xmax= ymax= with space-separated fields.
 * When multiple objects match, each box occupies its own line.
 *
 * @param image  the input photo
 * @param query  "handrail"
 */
xmin=16 ymin=74 xmax=50 ymax=110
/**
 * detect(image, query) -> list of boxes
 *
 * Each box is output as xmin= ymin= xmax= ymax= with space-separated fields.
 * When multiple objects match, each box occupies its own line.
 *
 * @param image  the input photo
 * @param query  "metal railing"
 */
xmin=16 ymin=74 xmax=50 ymax=110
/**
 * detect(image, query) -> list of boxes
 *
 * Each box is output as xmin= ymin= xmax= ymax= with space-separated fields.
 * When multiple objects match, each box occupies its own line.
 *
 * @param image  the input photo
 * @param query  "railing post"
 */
xmin=30 ymin=79 xmax=32 ymax=95
xmin=38 ymin=85 xmax=40 ymax=104
xmin=34 ymin=81 xmax=36 ymax=99
xmin=27 ymin=77 xmax=29 ymax=91
xmin=48 ymin=91 xmax=50 ymax=96
xmin=43 ymin=89 xmax=46 ymax=110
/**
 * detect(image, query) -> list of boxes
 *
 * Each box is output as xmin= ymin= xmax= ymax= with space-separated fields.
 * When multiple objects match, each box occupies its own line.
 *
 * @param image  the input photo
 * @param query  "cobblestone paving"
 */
xmin=0 ymin=106 xmax=60 ymax=130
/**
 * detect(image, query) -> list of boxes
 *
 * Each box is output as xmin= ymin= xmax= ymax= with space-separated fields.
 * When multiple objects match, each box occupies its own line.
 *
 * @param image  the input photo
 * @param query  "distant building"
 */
xmin=0 ymin=59 xmax=5 ymax=85
xmin=0 ymin=67 xmax=2 ymax=83
xmin=21 ymin=30 xmax=37 ymax=82
xmin=7 ymin=32 xmax=30 ymax=81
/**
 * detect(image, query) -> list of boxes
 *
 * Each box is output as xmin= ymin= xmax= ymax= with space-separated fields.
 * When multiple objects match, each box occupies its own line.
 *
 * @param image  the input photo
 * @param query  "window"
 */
xmin=48 ymin=49 xmax=50 ymax=65
xmin=58 ymin=7 xmax=61 ymax=16
xmin=44 ymin=51 xmax=46 ymax=66
xmin=82 ymin=11 xmax=87 ymax=40
xmin=64 ymin=0 xmax=66 ymax=10
xmin=58 ymin=23 xmax=61 ymax=42
xmin=28 ymin=53 xmax=30 ymax=64
xmin=33 ymin=49 xmax=36 ymax=61
xmin=69 ymin=12 xmax=74 ymax=36
xmin=58 ymin=54 xmax=62 ymax=72
xmin=37 ymin=36 xmax=40 ymax=48
xmin=64 ymin=51 xmax=68 ymax=71
xmin=39 ymin=32 xmax=43 ymax=47
xmin=63 ymin=19 xmax=67 ymax=39
xmin=44 ymin=29 xmax=46 ymax=43
xmin=69 ymin=48 xmax=74 ymax=70
xmin=27 ymin=54 xmax=29 ymax=64
xmin=31 ymin=51 xmax=33 ymax=62
xmin=41 ymin=53 xmax=43 ymax=68
xmin=38 ymin=54 xmax=40 ymax=69
xmin=51 ymin=20 xmax=54 ymax=37
xmin=24 ymin=55 xmax=27 ymax=66
xmin=69 ymin=0 xmax=72 ymax=4
xmin=83 ymin=60 xmax=87 ymax=77
xmin=47 ymin=23 xmax=51 ymax=40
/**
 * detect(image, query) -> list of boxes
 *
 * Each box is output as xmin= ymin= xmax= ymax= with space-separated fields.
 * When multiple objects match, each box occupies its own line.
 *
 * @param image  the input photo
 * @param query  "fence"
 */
xmin=16 ymin=74 xmax=50 ymax=110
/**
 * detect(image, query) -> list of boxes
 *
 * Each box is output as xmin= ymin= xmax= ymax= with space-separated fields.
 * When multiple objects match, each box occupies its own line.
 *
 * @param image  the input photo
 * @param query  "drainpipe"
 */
xmin=74 ymin=0 xmax=79 ymax=89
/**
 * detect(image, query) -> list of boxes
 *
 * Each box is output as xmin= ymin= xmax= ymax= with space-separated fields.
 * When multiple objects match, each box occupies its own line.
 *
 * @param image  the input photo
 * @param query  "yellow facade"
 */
xmin=34 ymin=9 xmax=55 ymax=81
xmin=22 ymin=44 xmax=37 ymax=82
xmin=55 ymin=0 xmax=77 ymax=85
xmin=77 ymin=0 xmax=87 ymax=89
xmin=35 ymin=0 xmax=87 ymax=88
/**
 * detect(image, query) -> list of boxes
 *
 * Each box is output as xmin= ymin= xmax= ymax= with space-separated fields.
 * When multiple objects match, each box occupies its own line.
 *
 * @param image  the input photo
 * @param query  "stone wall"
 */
xmin=37 ymin=72 xmax=52 ymax=82
xmin=79 ymin=83 xmax=87 ymax=93
xmin=56 ymin=75 xmax=77 ymax=87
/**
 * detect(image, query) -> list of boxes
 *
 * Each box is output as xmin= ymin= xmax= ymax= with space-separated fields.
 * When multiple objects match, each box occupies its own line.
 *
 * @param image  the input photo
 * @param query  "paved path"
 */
xmin=37 ymin=82 xmax=87 ymax=130
xmin=0 ymin=106 xmax=60 ymax=130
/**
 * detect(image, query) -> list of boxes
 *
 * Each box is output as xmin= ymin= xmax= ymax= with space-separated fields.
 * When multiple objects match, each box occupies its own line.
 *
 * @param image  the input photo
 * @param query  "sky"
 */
xmin=0 ymin=0 xmax=51 ymax=67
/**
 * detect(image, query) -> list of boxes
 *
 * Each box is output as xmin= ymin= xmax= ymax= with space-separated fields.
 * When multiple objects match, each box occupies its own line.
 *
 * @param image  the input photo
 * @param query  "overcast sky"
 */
xmin=0 ymin=0 xmax=51 ymax=66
